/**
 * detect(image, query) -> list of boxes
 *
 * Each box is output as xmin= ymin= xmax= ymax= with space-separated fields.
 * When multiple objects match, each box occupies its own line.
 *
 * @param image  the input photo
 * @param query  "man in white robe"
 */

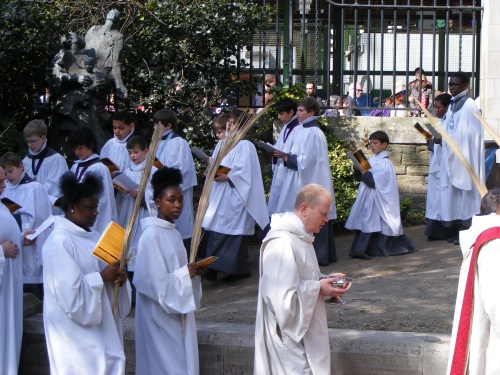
xmin=447 ymin=198 xmax=500 ymax=374
xmin=154 ymin=109 xmax=197 ymax=251
xmin=273 ymin=97 xmax=337 ymax=265
xmin=255 ymin=184 xmax=348 ymax=375
xmin=0 ymin=203 xmax=24 ymax=375
xmin=438 ymin=72 xmax=484 ymax=244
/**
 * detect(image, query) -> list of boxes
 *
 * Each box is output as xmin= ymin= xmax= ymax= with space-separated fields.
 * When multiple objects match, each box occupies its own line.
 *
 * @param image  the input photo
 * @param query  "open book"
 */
xmin=254 ymin=141 xmax=280 ymax=153
xmin=112 ymin=173 xmax=139 ymax=192
xmin=92 ymin=221 xmax=125 ymax=264
xmin=346 ymin=149 xmax=371 ymax=171
xmin=100 ymin=157 xmax=120 ymax=174
xmin=1 ymin=197 xmax=22 ymax=213
xmin=191 ymin=146 xmax=210 ymax=161
xmin=412 ymin=120 xmax=440 ymax=139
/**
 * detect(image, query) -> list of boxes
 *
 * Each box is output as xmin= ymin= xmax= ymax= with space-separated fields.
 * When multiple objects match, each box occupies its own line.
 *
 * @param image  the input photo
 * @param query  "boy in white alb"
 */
xmin=0 ymin=152 xmax=52 ymax=299
xmin=22 ymin=119 xmax=68 ymax=202
xmin=69 ymin=127 xmax=118 ymax=234
xmin=100 ymin=110 xmax=135 ymax=174
xmin=115 ymin=136 xmax=156 ymax=300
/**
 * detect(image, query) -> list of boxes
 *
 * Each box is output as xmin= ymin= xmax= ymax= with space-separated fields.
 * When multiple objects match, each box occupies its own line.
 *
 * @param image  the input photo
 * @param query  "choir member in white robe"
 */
xmin=153 ymin=109 xmax=197 ymax=251
xmin=1 ymin=152 xmax=52 ymax=294
xmin=100 ymin=110 xmax=136 ymax=173
xmin=133 ymin=167 xmax=204 ymax=375
xmin=115 ymin=136 xmax=156 ymax=272
xmin=42 ymin=172 xmax=131 ymax=375
xmin=447 ymin=189 xmax=500 ymax=375
xmin=22 ymin=120 xmax=68 ymax=202
xmin=423 ymin=93 xmax=458 ymax=240
xmin=274 ymin=97 xmax=337 ymax=265
xmin=345 ymin=131 xmax=415 ymax=259
xmin=437 ymin=73 xmax=484 ymax=243
xmin=267 ymin=98 xmax=302 ymax=216
xmin=0 ymin=203 xmax=24 ymax=375
xmin=201 ymin=109 xmax=269 ymax=281
xmin=69 ymin=127 xmax=118 ymax=234
xmin=255 ymin=184 xmax=348 ymax=375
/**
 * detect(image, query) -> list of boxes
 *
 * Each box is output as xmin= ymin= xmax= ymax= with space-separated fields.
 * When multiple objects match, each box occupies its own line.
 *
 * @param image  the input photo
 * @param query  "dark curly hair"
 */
xmin=151 ymin=167 xmax=183 ymax=200
xmin=58 ymin=172 xmax=103 ymax=212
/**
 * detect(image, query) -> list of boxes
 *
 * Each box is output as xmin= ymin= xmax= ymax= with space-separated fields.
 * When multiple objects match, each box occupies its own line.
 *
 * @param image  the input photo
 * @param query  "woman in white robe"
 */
xmin=42 ymin=172 xmax=131 ymax=375
xmin=133 ymin=167 xmax=204 ymax=375
xmin=0 ymin=203 xmax=24 ymax=375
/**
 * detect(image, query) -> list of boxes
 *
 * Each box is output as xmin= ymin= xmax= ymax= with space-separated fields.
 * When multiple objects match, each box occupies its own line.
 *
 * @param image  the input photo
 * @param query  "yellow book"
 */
xmin=92 ymin=221 xmax=125 ymax=264
xmin=347 ymin=149 xmax=371 ymax=171
xmin=413 ymin=121 xmax=432 ymax=139
xmin=1 ymin=197 xmax=22 ymax=213
xmin=153 ymin=157 xmax=164 ymax=169
xmin=216 ymin=165 xmax=231 ymax=176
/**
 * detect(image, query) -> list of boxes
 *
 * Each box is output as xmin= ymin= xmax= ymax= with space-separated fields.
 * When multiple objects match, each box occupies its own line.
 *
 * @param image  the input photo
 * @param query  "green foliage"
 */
xmin=400 ymin=197 xmax=426 ymax=226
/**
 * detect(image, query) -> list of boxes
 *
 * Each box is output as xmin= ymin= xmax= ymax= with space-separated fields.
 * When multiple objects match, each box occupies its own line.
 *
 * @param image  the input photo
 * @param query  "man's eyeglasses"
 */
xmin=356 ymin=89 xmax=363 ymax=92
xmin=25 ymin=137 xmax=42 ymax=145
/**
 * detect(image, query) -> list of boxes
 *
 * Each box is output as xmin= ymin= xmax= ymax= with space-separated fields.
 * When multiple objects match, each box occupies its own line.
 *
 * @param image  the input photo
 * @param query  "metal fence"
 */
xmin=240 ymin=0 xmax=483 ymax=113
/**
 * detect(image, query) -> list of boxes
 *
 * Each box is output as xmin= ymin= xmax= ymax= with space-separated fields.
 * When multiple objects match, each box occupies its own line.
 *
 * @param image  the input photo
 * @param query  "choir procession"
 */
xmin=0 ymin=72 xmax=491 ymax=374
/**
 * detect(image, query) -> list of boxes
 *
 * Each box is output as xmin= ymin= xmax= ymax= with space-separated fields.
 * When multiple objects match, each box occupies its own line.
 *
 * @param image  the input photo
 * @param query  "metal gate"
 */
xmin=240 ymin=0 xmax=483 ymax=112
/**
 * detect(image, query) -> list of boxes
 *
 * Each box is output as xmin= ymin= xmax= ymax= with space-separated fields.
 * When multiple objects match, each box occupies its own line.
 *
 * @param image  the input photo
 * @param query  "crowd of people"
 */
xmin=0 ymin=70 xmax=489 ymax=374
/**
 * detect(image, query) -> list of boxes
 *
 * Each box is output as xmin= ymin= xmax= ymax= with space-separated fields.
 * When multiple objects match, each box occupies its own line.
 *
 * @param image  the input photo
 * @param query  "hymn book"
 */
xmin=412 ymin=120 xmax=440 ymax=139
xmin=100 ymin=158 xmax=120 ymax=174
xmin=254 ymin=141 xmax=280 ymax=153
xmin=92 ymin=221 xmax=125 ymax=264
xmin=195 ymin=256 xmax=218 ymax=268
xmin=153 ymin=158 xmax=164 ymax=169
xmin=347 ymin=149 xmax=371 ymax=171
xmin=1 ymin=197 xmax=22 ymax=213
xmin=26 ymin=215 xmax=56 ymax=241
xmin=215 ymin=165 xmax=231 ymax=177
xmin=191 ymin=146 xmax=210 ymax=161
xmin=112 ymin=173 xmax=139 ymax=192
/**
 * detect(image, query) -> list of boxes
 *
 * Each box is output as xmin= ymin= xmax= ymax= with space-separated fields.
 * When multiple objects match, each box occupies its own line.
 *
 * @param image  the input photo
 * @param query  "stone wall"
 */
xmin=327 ymin=116 xmax=433 ymax=208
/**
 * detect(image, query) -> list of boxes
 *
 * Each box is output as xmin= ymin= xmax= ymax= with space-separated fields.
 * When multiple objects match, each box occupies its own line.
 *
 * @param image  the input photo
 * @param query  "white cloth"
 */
xmin=447 ymin=214 xmax=500 ymax=375
xmin=133 ymin=216 xmax=202 ymax=375
xmin=345 ymin=151 xmax=403 ymax=236
xmin=100 ymin=132 xmax=134 ymax=173
xmin=267 ymin=118 xmax=303 ymax=215
xmin=425 ymin=138 xmax=443 ymax=220
xmin=70 ymin=154 xmax=118 ymax=234
xmin=272 ymin=118 xmax=337 ymax=219
xmin=202 ymin=139 xmax=269 ymax=235
xmin=22 ymin=142 xmax=68 ymax=201
xmin=439 ymin=92 xmax=484 ymax=221
xmin=255 ymin=212 xmax=330 ymax=375
xmin=3 ymin=176 xmax=52 ymax=283
xmin=115 ymin=160 xmax=156 ymax=271
xmin=42 ymin=216 xmax=131 ymax=375
xmin=0 ymin=204 xmax=23 ymax=375
xmin=389 ymin=103 xmax=407 ymax=117
xmin=157 ymin=133 xmax=197 ymax=239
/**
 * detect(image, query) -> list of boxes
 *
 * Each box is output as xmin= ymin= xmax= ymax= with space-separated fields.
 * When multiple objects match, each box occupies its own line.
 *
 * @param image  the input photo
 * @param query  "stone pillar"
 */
xmin=480 ymin=0 xmax=500 ymax=134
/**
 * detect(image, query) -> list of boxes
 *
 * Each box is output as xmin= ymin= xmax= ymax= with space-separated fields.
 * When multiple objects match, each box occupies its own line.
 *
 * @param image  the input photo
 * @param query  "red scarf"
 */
xmin=450 ymin=226 xmax=500 ymax=374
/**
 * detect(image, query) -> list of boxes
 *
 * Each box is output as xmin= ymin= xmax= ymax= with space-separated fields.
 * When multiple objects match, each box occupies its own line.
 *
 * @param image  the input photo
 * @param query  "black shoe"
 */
xmin=447 ymin=235 xmax=459 ymax=243
xmin=202 ymin=269 xmax=218 ymax=282
xmin=453 ymin=239 xmax=460 ymax=246
xmin=222 ymin=273 xmax=251 ymax=283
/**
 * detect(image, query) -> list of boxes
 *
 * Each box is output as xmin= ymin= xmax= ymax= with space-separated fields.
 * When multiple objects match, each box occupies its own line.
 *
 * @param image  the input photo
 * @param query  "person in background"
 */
xmin=344 ymin=82 xmax=362 ymax=116
xmin=306 ymin=81 xmax=324 ymax=107
xmin=387 ymin=81 xmax=407 ymax=117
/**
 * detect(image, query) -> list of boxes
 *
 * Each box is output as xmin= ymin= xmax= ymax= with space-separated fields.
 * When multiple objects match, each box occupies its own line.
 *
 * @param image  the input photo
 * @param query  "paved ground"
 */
xmin=195 ymin=225 xmax=462 ymax=334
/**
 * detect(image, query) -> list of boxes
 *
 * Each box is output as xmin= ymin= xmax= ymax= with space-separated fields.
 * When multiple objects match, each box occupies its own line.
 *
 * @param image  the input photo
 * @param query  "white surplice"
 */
xmin=202 ymin=139 xmax=269 ymax=235
xmin=42 ymin=216 xmax=131 ymax=375
xmin=255 ymin=212 xmax=330 ymax=375
xmin=273 ymin=117 xmax=337 ymax=219
xmin=0 ymin=204 xmax=23 ymax=375
xmin=267 ymin=118 xmax=302 ymax=216
xmin=22 ymin=141 xmax=69 ymax=201
xmin=447 ymin=214 xmax=500 ymax=375
xmin=115 ymin=160 xmax=156 ymax=271
xmin=70 ymin=154 xmax=118 ymax=234
xmin=345 ymin=150 xmax=403 ymax=236
xmin=425 ymin=139 xmax=443 ymax=220
xmin=133 ymin=217 xmax=202 ymax=375
xmin=156 ymin=132 xmax=197 ymax=239
xmin=439 ymin=92 xmax=484 ymax=221
xmin=3 ymin=175 xmax=52 ymax=283
xmin=100 ymin=132 xmax=135 ymax=173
